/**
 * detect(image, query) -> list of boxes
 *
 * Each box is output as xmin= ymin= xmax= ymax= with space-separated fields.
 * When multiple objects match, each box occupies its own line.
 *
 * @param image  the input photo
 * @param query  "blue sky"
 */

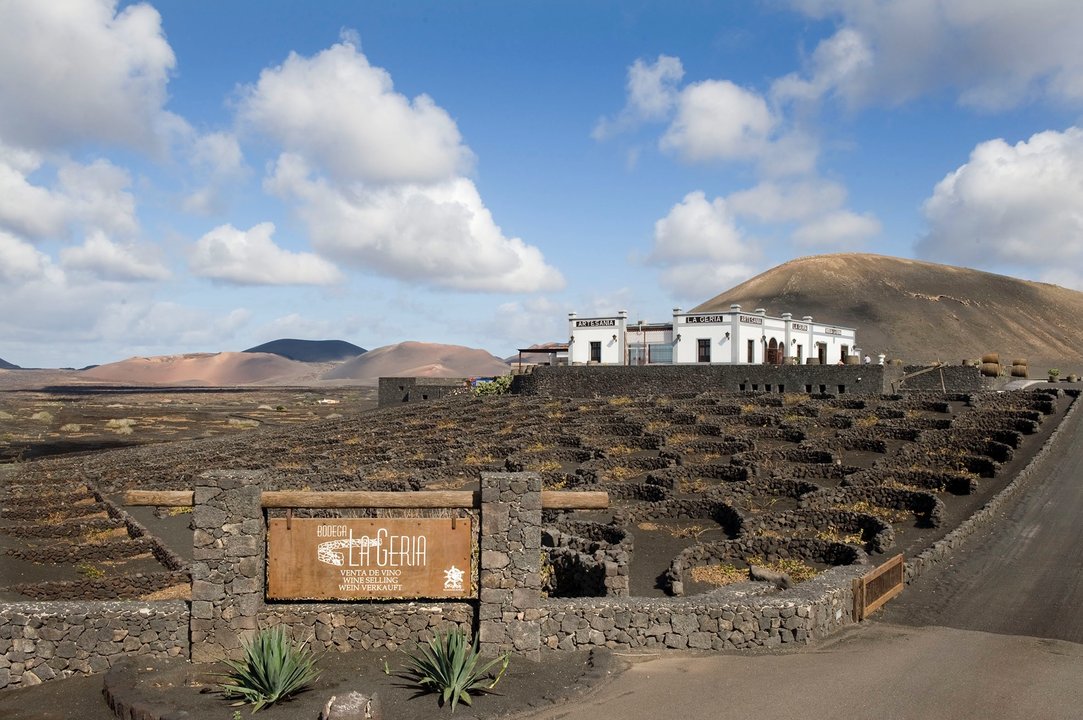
xmin=3 ymin=1 xmax=1083 ymax=368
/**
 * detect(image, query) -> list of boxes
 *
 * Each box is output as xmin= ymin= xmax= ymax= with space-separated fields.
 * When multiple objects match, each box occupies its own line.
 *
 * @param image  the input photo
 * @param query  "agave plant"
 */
xmin=217 ymin=626 xmax=321 ymax=713
xmin=405 ymin=629 xmax=509 ymax=712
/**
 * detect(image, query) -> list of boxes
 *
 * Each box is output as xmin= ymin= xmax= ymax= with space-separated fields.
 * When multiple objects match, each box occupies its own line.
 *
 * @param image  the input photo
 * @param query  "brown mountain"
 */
xmin=324 ymin=342 xmax=511 ymax=385
xmin=80 ymin=352 xmax=320 ymax=386
xmin=692 ymin=254 xmax=1083 ymax=370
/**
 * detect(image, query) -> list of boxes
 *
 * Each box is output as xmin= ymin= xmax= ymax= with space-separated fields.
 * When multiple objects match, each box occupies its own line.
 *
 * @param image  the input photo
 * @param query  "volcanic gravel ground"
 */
xmin=2 ymin=387 xmax=1075 ymax=602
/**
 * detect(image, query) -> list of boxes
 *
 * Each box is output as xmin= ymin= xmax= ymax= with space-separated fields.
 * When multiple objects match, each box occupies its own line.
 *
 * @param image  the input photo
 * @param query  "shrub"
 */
xmin=218 ymin=626 xmax=320 ymax=713
xmin=474 ymin=375 xmax=512 ymax=396
xmin=405 ymin=629 xmax=508 ymax=713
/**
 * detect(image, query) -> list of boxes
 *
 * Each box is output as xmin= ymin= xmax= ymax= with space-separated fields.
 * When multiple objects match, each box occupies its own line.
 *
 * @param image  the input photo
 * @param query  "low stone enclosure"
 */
xmin=0 ymin=386 xmax=1078 ymax=690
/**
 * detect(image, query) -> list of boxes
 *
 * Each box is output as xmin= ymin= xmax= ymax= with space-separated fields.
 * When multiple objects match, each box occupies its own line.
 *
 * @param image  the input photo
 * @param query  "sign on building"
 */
xmin=266 ymin=518 xmax=472 ymax=601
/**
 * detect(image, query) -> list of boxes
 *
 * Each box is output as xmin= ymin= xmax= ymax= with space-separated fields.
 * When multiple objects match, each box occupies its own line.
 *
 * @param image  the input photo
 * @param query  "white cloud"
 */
xmin=0 ymin=151 xmax=138 ymax=241
xmin=256 ymin=313 xmax=361 ymax=343
xmin=651 ymin=191 xmax=747 ymax=263
xmin=917 ymin=127 xmax=1083 ymax=276
xmin=60 ymin=231 xmax=169 ymax=281
xmin=660 ymin=80 xmax=777 ymax=163
xmin=593 ymin=55 xmax=685 ymax=139
xmin=486 ymin=297 xmax=565 ymax=348
xmin=182 ymin=132 xmax=247 ymax=216
xmin=649 ymin=191 xmax=759 ymax=300
xmin=788 ymin=1 xmax=1083 ymax=109
xmin=239 ymin=37 xmax=472 ymax=186
xmin=268 ymin=154 xmax=564 ymax=293
xmin=728 ymin=180 xmax=848 ymax=223
xmin=771 ymin=27 xmax=873 ymax=106
xmin=792 ymin=210 xmax=881 ymax=247
xmin=0 ymin=231 xmax=57 ymax=284
xmin=658 ymin=263 xmax=759 ymax=303
xmin=190 ymin=222 xmax=343 ymax=286
xmin=0 ymin=0 xmax=180 ymax=151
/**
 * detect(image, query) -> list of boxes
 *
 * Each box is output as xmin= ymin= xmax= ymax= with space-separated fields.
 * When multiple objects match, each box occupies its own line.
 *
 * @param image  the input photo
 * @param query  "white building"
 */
xmin=568 ymin=306 xmax=858 ymax=366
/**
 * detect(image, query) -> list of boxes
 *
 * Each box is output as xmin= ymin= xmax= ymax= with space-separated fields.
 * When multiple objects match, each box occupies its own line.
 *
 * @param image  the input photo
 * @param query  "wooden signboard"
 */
xmin=267 ymin=518 xmax=472 ymax=601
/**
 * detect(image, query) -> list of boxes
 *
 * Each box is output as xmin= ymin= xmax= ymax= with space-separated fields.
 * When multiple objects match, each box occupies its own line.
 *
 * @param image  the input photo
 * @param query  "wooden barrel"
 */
xmin=980 ymin=362 xmax=1001 ymax=377
xmin=805 ymin=358 xmax=820 ymax=365
xmin=1010 ymin=366 xmax=1028 ymax=378
xmin=844 ymin=355 xmax=861 ymax=365
xmin=981 ymin=353 xmax=999 ymax=364
xmin=1011 ymin=358 xmax=1027 ymax=367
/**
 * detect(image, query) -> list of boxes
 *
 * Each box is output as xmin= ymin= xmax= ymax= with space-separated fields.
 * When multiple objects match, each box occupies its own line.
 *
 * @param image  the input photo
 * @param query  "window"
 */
xmin=648 ymin=343 xmax=673 ymax=364
xmin=697 ymin=339 xmax=711 ymax=363
xmin=747 ymin=339 xmax=755 ymax=363
xmin=590 ymin=341 xmax=601 ymax=363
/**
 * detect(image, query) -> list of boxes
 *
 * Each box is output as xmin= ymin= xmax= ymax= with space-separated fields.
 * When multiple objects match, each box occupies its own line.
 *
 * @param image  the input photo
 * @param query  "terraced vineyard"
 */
xmin=1 ymin=387 xmax=1074 ymax=601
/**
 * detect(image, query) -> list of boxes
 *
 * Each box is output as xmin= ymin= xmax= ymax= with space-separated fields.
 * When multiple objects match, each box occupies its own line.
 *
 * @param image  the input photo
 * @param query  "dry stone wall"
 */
xmin=0 ymin=601 xmax=187 ymax=690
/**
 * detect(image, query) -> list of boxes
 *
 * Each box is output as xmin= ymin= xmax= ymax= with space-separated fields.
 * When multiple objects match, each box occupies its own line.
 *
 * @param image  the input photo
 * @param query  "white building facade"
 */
xmin=568 ymin=306 xmax=858 ymax=366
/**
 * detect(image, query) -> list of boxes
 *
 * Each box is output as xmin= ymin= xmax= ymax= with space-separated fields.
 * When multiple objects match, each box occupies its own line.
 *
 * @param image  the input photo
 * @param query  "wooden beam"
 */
xmin=124 ymin=488 xmax=610 ymax=511
xmin=541 ymin=490 xmax=609 ymax=510
xmin=124 ymin=490 xmax=193 ymax=506
xmin=261 ymin=490 xmax=479 ymax=509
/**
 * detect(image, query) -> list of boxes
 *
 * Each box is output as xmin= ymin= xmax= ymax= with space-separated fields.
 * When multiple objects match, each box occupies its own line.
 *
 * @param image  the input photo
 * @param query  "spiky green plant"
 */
xmin=405 ymin=629 xmax=509 ymax=712
xmin=217 ymin=626 xmax=320 ymax=713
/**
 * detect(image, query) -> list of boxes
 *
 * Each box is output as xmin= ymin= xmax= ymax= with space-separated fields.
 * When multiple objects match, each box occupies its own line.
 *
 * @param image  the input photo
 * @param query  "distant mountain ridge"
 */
xmin=0 ymin=357 xmax=19 ymax=370
xmin=243 ymin=339 xmax=366 ymax=363
xmin=692 ymin=253 xmax=1083 ymax=368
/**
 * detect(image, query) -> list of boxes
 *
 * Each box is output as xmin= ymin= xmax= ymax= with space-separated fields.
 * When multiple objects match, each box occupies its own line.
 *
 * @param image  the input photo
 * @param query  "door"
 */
xmin=767 ymin=338 xmax=780 ymax=365
xmin=590 ymin=341 xmax=601 ymax=363
xmin=841 ymin=344 xmax=849 ymax=363
xmin=697 ymin=339 xmax=711 ymax=363
xmin=817 ymin=343 xmax=827 ymax=365
xmin=747 ymin=339 xmax=755 ymax=364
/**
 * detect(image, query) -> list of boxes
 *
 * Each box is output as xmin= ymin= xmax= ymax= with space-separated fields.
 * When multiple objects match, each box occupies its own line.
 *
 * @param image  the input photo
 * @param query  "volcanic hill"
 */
xmin=80 ymin=352 xmax=318 ymax=386
xmin=0 ymin=357 xmax=19 ymax=370
xmin=324 ymin=341 xmax=511 ymax=384
xmin=243 ymin=338 xmax=366 ymax=363
xmin=692 ymin=254 xmax=1083 ymax=369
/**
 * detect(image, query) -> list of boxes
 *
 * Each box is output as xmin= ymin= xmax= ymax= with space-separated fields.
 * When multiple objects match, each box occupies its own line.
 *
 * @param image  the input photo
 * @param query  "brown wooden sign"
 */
xmin=267 ymin=518 xmax=472 ymax=601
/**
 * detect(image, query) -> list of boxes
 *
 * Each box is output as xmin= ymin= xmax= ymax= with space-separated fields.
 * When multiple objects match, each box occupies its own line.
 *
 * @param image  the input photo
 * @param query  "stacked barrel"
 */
xmin=980 ymin=353 xmax=1001 ymax=377
xmin=1010 ymin=358 xmax=1028 ymax=378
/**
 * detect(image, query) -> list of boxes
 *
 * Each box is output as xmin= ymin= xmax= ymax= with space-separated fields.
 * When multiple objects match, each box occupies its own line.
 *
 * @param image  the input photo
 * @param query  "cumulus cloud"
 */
xmin=241 ymin=37 xmax=560 ymax=293
xmin=917 ymin=127 xmax=1083 ymax=283
xmin=592 ymin=55 xmax=685 ymax=139
xmin=0 ymin=151 xmax=138 ymax=241
xmin=60 ymin=232 xmax=169 ymax=281
xmin=182 ymin=131 xmax=247 ymax=216
xmin=190 ymin=222 xmax=343 ymax=286
xmin=788 ymin=0 xmax=1083 ymax=109
xmin=727 ymin=180 xmax=849 ymax=223
xmin=268 ymin=157 xmax=563 ymax=292
xmin=0 ymin=0 xmax=181 ymax=152
xmin=771 ymin=27 xmax=873 ymax=106
xmin=792 ymin=210 xmax=881 ymax=247
xmin=661 ymin=80 xmax=778 ymax=163
xmin=0 ymin=231 xmax=58 ymax=284
xmin=648 ymin=192 xmax=759 ymax=300
xmin=238 ymin=37 xmax=472 ymax=186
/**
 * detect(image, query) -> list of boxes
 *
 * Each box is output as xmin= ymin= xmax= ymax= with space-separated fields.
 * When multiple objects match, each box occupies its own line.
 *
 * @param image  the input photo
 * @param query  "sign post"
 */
xmin=266 ymin=518 xmax=472 ymax=601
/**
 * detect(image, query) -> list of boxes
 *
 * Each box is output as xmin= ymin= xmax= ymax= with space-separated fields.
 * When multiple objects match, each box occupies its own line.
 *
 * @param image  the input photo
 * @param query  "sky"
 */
xmin=2 ymin=0 xmax=1083 ymax=369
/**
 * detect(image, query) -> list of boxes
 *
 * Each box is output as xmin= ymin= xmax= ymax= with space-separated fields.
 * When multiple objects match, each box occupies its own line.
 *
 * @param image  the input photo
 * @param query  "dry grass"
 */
xmin=689 ymin=563 xmax=747 ymax=586
xmin=607 ymin=396 xmax=634 ymax=406
xmin=463 ymin=452 xmax=497 ymax=465
xmin=637 ymin=521 xmax=661 ymax=531
xmin=30 ymin=410 xmax=54 ymax=423
xmin=749 ymin=556 xmax=819 ymax=583
xmin=528 ymin=459 xmax=562 ymax=473
xmin=645 ymin=420 xmax=671 ymax=433
xmin=106 ymin=418 xmax=136 ymax=435
xmin=835 ymin=501 xmax=910 ymax=523
xmin=607 ymin=466 xmax=638 ymax=481
xmin=665 ymin=432 xmax=698 ymax=446
xmin=815 ymin=525 xmax=864 ymax=545
xmin=76 ymin=562 xmax=106 ymax=579
xmin=782 ymin=393 xmax=808 ymax=406
xmin=672 ymin=523 xmax=709 ymax=539
xmin=142 ymin=584 xmax=191 ymax=601
xmin=84 ymin=527 xmax=128 ymax=543
xmin=227 ymin=418 xmax=259 ymax=429
xmin=606 ymin=444 xmax=635 ymax=456
xmin=854 ymin=415 xmax=879 ymax=429
xmin=740 ymin=404 xmax=758 ymax=414
xmin=59 ymin=423 xmax=82 ymax=432
xmin=680 ymin=478 xmax=711 ymax=494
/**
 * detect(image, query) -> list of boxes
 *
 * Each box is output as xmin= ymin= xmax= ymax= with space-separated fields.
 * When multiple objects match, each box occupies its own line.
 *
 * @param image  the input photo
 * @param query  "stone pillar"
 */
xmin=478 ymin=472 xmax=541 ymax=661
xmin=190 ymin=470 xmax=265 ymax=663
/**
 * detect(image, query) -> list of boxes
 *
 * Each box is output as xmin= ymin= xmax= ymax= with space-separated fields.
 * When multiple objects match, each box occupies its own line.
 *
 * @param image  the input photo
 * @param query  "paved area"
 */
xmin=529 ymin=392 xmax=1083 ymax=720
